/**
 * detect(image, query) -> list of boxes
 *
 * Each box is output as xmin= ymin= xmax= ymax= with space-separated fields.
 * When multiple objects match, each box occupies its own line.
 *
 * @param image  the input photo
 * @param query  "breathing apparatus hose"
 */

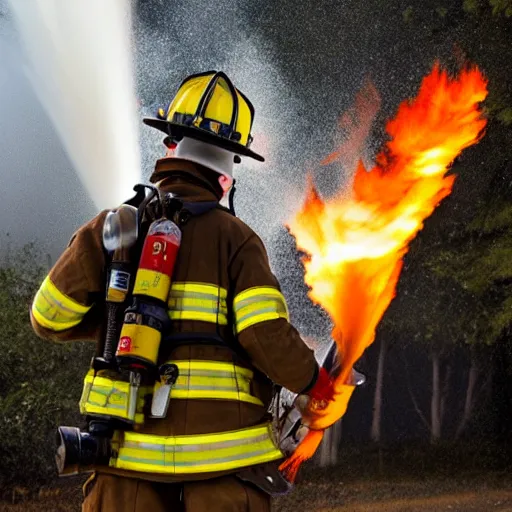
xmin=102 ymin=303 xmax=118 ymax=362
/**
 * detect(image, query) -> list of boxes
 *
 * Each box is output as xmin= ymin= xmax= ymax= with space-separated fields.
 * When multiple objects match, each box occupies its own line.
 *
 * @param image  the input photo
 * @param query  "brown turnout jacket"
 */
xmin=31 ymin=158 xmax=318 ymax=482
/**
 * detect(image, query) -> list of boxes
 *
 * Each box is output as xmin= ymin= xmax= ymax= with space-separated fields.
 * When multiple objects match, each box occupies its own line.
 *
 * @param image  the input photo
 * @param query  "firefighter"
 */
xmin=30 ymin=71 xmax=335 ymax=511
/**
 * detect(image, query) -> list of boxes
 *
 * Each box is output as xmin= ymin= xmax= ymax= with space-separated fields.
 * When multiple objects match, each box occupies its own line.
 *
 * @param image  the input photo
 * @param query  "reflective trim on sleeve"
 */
xmin=234 ymin=286 xmax=289 ymax=334
xmin=168 ymin=282 xmax=228 ymax=325
xmin=31 ymin=276 xmax=91 ymax=331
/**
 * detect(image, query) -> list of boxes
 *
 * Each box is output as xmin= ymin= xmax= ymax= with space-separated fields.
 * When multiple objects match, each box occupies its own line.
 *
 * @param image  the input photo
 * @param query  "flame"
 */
xmin=280 ymin=63 xmax=488 ymax=481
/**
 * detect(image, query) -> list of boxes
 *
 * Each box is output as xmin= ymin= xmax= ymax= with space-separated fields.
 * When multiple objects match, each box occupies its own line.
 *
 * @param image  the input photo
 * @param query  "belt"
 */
xmin=109 ymin=423 xmax=284 ymax=474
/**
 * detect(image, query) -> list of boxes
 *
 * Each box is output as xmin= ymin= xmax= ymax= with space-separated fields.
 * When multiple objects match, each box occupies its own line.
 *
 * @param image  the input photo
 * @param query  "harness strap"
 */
xmin=182 ymin=200 xmax=218 ymax=216
xmin=164 ymin=332 xmax=227 ymax=346
xmin=163 ymin=332 xmax=250 ymax=362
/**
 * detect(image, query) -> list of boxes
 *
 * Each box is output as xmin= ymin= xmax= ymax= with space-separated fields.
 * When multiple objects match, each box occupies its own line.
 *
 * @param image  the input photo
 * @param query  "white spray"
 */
xmin=7 ymin=0 xmax=141 ymax=210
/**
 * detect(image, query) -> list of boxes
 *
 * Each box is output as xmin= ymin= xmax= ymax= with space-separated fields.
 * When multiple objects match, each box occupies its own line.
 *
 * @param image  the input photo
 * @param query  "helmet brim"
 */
xmin=143 ymin=118 xmax=265 ymax=162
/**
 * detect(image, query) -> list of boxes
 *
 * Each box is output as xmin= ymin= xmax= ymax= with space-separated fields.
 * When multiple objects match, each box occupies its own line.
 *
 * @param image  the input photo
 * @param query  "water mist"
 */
xmin=7 ymin=0 xmax=141 ymax=210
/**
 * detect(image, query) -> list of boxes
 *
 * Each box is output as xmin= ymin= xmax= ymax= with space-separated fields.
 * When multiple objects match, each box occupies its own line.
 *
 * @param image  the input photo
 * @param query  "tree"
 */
xmin=318 ymin=420 xmax=343 ymax=467
xmin=372 ymin=224 xmax=478 ymax=445
xmin=399 ymin=277 xmax=459 ymax=443
xmin=428 ymin=199 xmax=512 ymax=437
xmin=0 ymin=244 xmax=94 ymax=487
xmin=370 ymin=335 xmax=387 ymax=443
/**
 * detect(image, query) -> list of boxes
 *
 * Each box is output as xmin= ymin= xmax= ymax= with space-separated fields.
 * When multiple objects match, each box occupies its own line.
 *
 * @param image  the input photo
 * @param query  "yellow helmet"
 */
xmin=143 ymin=71 xmax=264 ymax=162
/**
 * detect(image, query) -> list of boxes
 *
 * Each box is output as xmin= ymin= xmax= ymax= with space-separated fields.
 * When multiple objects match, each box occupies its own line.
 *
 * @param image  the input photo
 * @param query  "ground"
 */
xmin=275 ymin=472 xmax=512 ymax=512
xmin=1 ymin=470 xmax=511 ymax=512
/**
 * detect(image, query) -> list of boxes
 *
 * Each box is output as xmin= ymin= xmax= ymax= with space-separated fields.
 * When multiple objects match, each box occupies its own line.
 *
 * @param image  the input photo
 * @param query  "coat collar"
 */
xmin=151 ymin=158 xmax=220 ymax=203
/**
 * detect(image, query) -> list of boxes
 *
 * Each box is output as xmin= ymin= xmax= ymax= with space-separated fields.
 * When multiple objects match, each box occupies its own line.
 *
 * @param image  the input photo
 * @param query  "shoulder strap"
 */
xmin=163 ymin=332 xmax=251 ymax=362
xmin=182 ymin=201 xmax=218 ymax=216
xmin=185 ymin=202 xmax=236 ymax=217
xmin=164 ymin=197 xmax=232 ymax=226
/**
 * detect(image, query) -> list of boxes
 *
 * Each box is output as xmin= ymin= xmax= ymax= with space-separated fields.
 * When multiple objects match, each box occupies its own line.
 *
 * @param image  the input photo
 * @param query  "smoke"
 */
xmin=6 ymin=0 xmax=141 ymax=210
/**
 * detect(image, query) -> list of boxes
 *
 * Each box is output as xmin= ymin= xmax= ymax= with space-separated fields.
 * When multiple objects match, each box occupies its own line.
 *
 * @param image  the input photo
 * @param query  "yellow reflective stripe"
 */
xmin=169 ymin=310 xmax=228 ymax=325
xmin=171 ymin=283 xmax=227 ymax=298
xmin=130 ymin=424 xmax=270 ymax=446
xmin=112 ymin=423 xmax=283 ymax=474
xmin=169 ymin=389 xmax=262 ymax=406
xmin=234 ymin=286 xmax=289 ymax=334
xmin=173 ymin=360 xmax=254 ymax=377
xmin=168 ymin=282 xmax=228 ymax=325
xmin=79 ymin=369 xmax=95 ymax=415
xmin=156 ymin=360 xmax=263 ymax=406
xmin=80 ymin=372 xmax=148 ymax=424
xmin=31 ymin=276 xmax=91 ymax=331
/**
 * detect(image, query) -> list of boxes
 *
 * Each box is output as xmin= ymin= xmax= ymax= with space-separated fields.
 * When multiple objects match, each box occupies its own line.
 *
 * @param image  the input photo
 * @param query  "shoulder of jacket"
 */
xmin=214 ymin=208 xmax=257 ymax=237
xmin=82 ymin=210 xmax=110 ymax=234
xmin=67 ymin=210 xmax=110 ymax=247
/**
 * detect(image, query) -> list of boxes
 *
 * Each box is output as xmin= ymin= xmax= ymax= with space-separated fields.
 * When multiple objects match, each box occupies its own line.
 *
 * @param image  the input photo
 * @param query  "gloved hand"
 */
xmin=307 ymin=367 xmax=335 ymax=403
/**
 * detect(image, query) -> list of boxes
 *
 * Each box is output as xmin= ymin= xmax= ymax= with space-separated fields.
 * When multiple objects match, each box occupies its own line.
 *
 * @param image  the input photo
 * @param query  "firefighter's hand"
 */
xmin=307 ymin=367 xmax=335 ymax=404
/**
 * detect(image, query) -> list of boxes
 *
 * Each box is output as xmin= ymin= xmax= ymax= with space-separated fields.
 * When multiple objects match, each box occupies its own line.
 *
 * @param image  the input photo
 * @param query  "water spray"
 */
xmin=7 ymin=0 xmax=141 ymax=210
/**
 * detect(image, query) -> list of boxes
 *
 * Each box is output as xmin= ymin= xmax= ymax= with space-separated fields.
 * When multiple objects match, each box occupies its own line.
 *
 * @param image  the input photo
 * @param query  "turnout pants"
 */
xmin=82 ymin=473 xmax=271 ymax=512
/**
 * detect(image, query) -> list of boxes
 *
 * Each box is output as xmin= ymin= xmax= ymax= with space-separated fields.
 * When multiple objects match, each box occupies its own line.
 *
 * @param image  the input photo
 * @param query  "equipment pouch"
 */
xmin=79 ymin=369 xmax=150 ymax=425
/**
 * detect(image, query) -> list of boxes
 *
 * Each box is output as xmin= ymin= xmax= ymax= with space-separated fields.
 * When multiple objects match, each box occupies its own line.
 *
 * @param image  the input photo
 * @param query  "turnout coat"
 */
xmin=31 ymin=158 xmax=318 ymax=483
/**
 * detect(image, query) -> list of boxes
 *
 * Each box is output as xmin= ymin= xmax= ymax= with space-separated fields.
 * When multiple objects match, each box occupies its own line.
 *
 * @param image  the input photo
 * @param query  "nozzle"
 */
xmin=55 ymin=426 xmax=112 ymax=476
xmin=55 ymin=426 xmax=81 ymax=476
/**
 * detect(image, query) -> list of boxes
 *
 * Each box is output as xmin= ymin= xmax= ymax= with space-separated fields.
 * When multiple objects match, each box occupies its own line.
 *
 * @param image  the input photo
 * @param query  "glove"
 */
xmin=307 ymin=367 xmax=335 ymax=403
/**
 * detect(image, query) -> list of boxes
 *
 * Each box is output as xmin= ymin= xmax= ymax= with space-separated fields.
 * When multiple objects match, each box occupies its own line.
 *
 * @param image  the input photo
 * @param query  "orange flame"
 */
xmin=280 ymin=63 xmax=488 ymax=482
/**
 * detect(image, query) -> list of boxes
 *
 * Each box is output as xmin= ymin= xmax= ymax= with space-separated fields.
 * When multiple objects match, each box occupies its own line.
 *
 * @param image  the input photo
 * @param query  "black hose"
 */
xmin=103 ymin=302 xmax=122 ymax=362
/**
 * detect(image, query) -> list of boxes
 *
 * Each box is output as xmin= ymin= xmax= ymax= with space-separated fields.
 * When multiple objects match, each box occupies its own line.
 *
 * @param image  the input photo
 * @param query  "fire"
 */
xmin=279 ymin=63 xmax=488 ymax=481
